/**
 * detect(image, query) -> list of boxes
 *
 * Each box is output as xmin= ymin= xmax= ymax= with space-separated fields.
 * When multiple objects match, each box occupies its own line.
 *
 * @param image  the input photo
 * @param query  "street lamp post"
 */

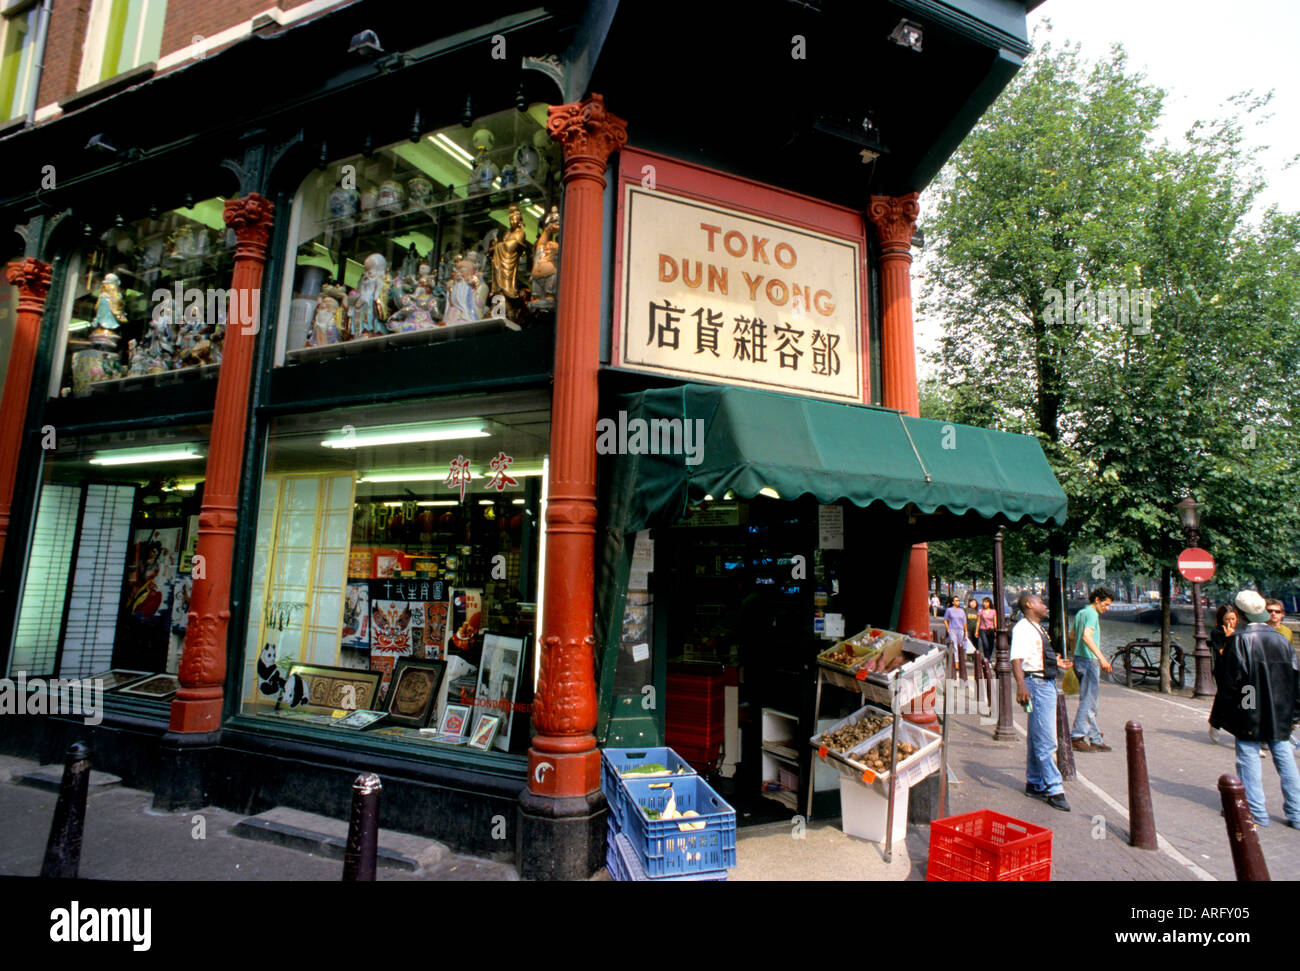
xmin=1176 ymin=497 xmax=1216 ymax=699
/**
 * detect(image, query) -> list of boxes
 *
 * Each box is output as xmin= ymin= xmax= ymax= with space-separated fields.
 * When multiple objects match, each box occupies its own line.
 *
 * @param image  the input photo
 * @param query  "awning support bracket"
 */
xmin=898 ymin=414 xmax=931 ymax=483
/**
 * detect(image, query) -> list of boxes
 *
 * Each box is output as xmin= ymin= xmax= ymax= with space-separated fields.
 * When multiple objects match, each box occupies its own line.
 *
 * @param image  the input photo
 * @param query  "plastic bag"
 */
xmin=1061 ymin=666 xmax=1080 ymax=696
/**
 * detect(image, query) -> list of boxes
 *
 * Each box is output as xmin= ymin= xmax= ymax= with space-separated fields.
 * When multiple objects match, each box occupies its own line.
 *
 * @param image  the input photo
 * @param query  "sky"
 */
xmin=914 ymin=0 xmax=1300 ymax=377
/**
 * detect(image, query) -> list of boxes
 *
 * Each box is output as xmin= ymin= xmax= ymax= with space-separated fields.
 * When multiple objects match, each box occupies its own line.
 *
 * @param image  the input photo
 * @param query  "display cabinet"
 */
xmin=274 ymin=106 xmax=561 ymax=366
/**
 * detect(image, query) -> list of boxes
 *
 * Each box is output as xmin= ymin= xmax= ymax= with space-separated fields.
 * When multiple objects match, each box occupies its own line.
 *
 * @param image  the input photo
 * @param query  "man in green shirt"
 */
xmin=1071 ymin=587 xmax=1114 ymax=752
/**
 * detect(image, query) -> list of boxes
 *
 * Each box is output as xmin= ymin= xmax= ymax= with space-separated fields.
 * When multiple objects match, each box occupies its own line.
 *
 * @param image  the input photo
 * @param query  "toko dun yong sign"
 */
xmin=618 ymin=187 xmax=863 ymax=402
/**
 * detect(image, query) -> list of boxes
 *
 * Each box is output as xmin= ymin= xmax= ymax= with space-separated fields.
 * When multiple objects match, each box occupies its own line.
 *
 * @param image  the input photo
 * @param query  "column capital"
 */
xmin=547 ymin=93 xmax=628 ymax=179
xmin=6 ymin=257 xmax=53 ymax=305
xmin=868 ymin=192 xmax=921 ymax=253
xmin=223 ymin=193 xmax=275 ymax=258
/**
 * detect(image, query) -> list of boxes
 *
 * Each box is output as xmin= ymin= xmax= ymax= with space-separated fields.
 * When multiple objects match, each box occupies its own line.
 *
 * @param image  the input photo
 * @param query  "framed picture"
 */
xmin=439 ymin=703 xmax=471 ymax=737
xmin=341 ymin=581 xmax=370 ymax=649
xmin=384 ymin=658 xmax=447 ymax=728
xmin=348 ymin=549 xmax=372 ymax=579
xmin=473 ymin=634 xmax=525 ymax=753
xmin=83 ymin=669 xmax=152 ymax=691
xmin=333 ymin=709 xmax=387 ymax=730
xmin=114 ymin=673 xmax=181 ymax=700
xmin=284 ymin=664 xmax=383 ymax=711
xmin=468 ymin=714 xmax=501 ymax=751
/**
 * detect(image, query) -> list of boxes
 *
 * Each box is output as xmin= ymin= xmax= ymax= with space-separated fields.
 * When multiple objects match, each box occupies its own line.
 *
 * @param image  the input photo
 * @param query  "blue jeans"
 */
xmin=1234 ymin=738 xmax=1300 ymax=827
xmin=1025 ymin=677 xmax=1063 ymax=796
xmin=1071 ymin=656 xmax=1104 ymax=744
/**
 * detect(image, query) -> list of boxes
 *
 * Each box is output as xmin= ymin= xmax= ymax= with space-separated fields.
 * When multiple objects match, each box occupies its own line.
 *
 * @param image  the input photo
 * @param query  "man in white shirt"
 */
xmin=1010 ymin=592 xmax=1072 ymax=811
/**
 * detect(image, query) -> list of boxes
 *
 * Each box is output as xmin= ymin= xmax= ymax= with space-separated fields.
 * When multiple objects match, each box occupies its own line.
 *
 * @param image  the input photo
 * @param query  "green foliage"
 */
xmin=919 ymin=29 xmax=1300 ymax=594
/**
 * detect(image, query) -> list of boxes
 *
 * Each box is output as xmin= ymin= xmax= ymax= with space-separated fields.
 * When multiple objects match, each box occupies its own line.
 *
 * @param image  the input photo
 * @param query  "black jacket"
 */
xmin=1209 ymin=623 xmax=1300 ymax=742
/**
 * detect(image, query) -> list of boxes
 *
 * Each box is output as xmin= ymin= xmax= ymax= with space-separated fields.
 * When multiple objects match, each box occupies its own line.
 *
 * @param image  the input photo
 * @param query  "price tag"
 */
xmin=818 ymin=745 xmax=828 ymax=759
xmin=861 ymin=768 xmax=876 ymax=785
xmin=855 ymin=668 xmax=869 ymax=681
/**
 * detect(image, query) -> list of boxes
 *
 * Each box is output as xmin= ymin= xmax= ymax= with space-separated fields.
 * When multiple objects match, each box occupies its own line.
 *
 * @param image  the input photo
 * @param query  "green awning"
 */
xmin=605 ymin=383 xmax=1067 ymax=533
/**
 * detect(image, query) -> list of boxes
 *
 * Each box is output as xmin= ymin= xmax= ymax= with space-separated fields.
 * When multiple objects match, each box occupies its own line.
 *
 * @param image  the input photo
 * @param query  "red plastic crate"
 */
xmin=926 ymin=809 xmax=1052 ymax=881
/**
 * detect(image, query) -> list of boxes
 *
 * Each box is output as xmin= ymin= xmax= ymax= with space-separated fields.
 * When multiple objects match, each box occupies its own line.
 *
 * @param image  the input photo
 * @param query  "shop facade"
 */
xmin=0 ymin=0 xmax=1050 ymax=879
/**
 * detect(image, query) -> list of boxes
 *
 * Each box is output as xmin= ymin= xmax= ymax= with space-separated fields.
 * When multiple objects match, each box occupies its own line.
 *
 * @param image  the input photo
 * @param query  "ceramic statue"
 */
xmin=406 ymin=176 xmax=433 ymax=207
xmin=305 ymin=283 xmax=346 ymax=347
xmin=530 ymin=207 xmax=560 ymax=304
xmin=351 ymin=253 xmax=391 ymax=337
xmin=377 ymin=179 xmax=406 ymax=214
xmin=90 ymin=272 xmax=127 ymax=349
xmin=327 ymin=183 xmax=360 ymax=220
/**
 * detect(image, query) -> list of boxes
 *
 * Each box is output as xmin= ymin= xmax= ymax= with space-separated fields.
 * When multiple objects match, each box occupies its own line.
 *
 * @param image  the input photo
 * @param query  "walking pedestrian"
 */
xmin=1207 ymin=590 xmax=1300 ymax=827
xmin=978 ymin=597 xmax=998 ymax=662
xmin=1070 ymin=586 xmax=1114 ymax=753
xmin=1266 ymin=599 xmax=1296 ymax=665
xmin=966 ymin=597 xmax=979 ymax=645
xmin=943 ymin=597 xmax=970 ymax=681
xmin=1210 ymin=604 xmax=1239 ymax=678
xmin=930 ymin=593 xmax=941 ymax=618
xmin=1011 ymin=592 xmax=1073 ymax=812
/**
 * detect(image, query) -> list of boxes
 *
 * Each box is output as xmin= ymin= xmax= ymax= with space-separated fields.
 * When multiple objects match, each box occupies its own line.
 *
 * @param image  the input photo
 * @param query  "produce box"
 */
xmin=600 ymin=747 xmax=696 ymax=830
xmin=809 ymin=703 xmax=895 ymax=780
xmin=926 ymin=809 xmax=1052 ymax=881
xmin=817 ymin=628 xmax=904 ymax=676
xmin=841 ymin=718 xmax=943 ymax=797
xmin=622 ymin=775 xmax=737 ymax=877
xmin=857 ymin=636 xmax=946 ymax=709
xmin=606 ymin=827 xmax=727 ymax=882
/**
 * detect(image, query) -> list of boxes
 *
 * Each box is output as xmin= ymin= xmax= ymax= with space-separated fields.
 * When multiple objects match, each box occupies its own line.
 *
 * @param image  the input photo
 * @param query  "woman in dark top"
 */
xmin=1209 ymin=604 xmax=1238 ymax=682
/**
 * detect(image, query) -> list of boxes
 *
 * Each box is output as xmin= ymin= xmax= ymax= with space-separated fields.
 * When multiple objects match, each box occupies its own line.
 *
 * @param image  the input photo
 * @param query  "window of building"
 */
xmin=8 ymin=424 xmax=211 ymax=707
xmin=238 ymin=390 xmax=549 ymax=758
xmin=0 ymin=250 xmax=18 ymax=401
xmin=274 ymin=105 xmax=561 ymax=366
xmin=0 ymin=1 xmax=42 ymax=122
xmin=50 ymin=197 xmax=235 ymax=399
xmin=79 ymin=0 xmax=166 ymax=87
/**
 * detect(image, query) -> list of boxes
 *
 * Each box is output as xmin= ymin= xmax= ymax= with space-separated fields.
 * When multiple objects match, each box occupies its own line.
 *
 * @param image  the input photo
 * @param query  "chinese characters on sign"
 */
xmin=445 ymin=452 xmax=519 ymax=501
xmin=445 ymin=455 xmax=472 ymax=502
xmin=620 ymin=187 xmax=862 ymax=402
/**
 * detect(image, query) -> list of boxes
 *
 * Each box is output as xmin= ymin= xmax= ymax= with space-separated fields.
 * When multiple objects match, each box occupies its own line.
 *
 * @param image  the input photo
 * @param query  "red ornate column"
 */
xmin=868 ymin=193 xmax=930 ymax=640
xmin=169 ymin=193 xmax=274 ymax=733
xmin=518 ymin=94 xmax=626 ymax=880
xmin=0 ymin=258 xmax=53 ymax=561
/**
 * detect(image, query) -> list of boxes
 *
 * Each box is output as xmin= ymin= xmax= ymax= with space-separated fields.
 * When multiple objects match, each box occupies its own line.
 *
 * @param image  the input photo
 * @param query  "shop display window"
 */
xmin=239 ymin=389 xmax=549 ymax=757
xmin=7 ymin=424 xmax=211 ymax=704
xmin=274 ymin=106 xmax=561 ymax=365
xmin=50 ymin=197 xmax=235 ymax=399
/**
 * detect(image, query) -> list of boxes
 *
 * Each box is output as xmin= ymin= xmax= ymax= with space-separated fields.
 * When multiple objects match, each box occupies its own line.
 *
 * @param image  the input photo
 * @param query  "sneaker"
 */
xmin=1045 ymin=793 xmax=1071 ymax=812
xmin=1091 ymin=741 xmax=1113 ymax=752
xmin=1072 ymin=738 xmax=1094 ymax=752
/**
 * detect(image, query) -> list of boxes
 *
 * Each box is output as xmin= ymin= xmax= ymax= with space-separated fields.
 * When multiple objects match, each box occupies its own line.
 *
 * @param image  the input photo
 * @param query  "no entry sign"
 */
xmin=1178 ymin=547 xmax=1216 ymax=584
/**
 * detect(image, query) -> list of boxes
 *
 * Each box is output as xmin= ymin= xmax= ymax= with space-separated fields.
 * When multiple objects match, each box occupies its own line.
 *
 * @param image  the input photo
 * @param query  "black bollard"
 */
xmin=1125 ymin=721 xmax=1157 ymax=850
xmin=342 ymin=772 xmax=382 ymax=881
xmin=1218 ymin=774 xmax=1270 ymax=881
xmin=41 ymin=742 xmax=91 ymax=879
xmin=1055 ymin=688 xmax=1076 ymax=781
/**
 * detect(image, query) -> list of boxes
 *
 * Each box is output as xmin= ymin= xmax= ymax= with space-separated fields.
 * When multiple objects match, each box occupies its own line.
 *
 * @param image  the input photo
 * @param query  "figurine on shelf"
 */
xmin=499 ymin=166 xmax=517 ymax=189
xmin=175 ymin=303 xmax=219 ymax=366
xmin=443 ymin=254 xmax=479 ymax=325
xmin=351 ymin=253 xmax=391 ymax=337
xmin=400 ymin=243 xmax=421 ymax=283
xmin=470 ymin=251 xmax=489 ymax=320
xmin=530 ymin=207 xmax=560 ymax=305
xmin=305 ymin=283 xmax=346 ymax=347
xmin=469 ymin=129 xmax=499 ymax=195
xmin=145 ymin=291 xmax=177 ymax=365
xmin=436 ymin=246 xmax=456 ymax=286
xmin=490 ymin=204 xmax=528 ymax=320
xmin=387 ymin=293 xmax=435 ymax=332
xmin=407 ymin=176 xmax=433 ymax=207
xmin=90 ymin=272 xmax=128 ymax=349
xmin=359 ymin=185 xmax=379 ymax=221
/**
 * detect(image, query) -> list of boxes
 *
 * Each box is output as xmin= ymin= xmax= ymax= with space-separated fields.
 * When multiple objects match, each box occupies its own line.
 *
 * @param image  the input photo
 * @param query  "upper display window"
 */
xmin=51 ymin=198 xmax=234 ymax=399
xmin=274 ymin=106 xmax=562 ymax=366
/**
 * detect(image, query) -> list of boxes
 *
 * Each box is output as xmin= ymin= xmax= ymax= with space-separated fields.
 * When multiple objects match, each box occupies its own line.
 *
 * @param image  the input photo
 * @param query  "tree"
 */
xmin=918 ymin=31 xmax=1300 ymax=691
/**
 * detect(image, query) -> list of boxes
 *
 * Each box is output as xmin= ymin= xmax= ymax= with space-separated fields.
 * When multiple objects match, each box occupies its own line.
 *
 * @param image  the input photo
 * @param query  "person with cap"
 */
xmin=1208 ymin=590 xmax=1300 ymax=827
xmin=1011 ymin=591 xmax=1073 ymax=811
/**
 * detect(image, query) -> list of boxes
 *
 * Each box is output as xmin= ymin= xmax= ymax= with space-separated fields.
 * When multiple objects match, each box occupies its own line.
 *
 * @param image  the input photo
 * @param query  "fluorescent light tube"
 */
xmin=416 ymin=500 xmax=458 ymax=507
xmin=90 ymin=448 xmax=204 ymax=466
xmin=322 ymin=422 xmax=489 ymax=449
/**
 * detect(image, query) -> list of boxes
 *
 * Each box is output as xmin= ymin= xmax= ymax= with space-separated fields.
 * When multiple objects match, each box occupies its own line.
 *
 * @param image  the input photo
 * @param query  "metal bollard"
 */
xmin=1218 ymin=774 xmax=1270 ymax=881
xmin=1055 ymin=687 xmax=1076 ymax=781
xmin=41 ymin=742 xmax=91 ymax=879
xmin=342 ymin=772 xmax=382 ymax=881
xmin=1125 ymin=721 xmax=1157 ymax=850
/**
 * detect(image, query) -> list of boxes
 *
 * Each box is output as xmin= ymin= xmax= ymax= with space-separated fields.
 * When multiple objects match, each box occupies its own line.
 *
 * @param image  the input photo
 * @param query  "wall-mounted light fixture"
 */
xmin=889 ymin=19 xmax=924 ymax=52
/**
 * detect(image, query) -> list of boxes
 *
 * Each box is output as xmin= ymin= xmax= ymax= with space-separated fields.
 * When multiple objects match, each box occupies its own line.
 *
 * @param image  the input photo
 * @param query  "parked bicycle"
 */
xmin=1107 ymin=632 xmax=1185 ymax=689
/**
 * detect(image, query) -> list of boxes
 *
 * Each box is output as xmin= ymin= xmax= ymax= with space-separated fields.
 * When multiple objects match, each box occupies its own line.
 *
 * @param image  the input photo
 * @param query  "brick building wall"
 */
xmin=31 ymin=0 xmax=345 ymax=113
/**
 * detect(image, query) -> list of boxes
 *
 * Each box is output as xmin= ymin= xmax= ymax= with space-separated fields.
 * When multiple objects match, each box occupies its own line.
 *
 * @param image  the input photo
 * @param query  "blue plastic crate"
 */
xmin=622 ymin=775 xmax=737 ymax=877
xmin=601 ymin=747 xmax=697 ymax=831
xmin=608 ymin=832 xmax=727 ymax=881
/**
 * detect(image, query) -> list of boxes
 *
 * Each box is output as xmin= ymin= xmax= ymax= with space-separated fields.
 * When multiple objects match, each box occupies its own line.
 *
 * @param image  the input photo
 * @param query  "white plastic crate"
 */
xmin=839 ymin=776 xmax=909 ymax=844
xmin=842 ymin=718 xmax=943 ymax=798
